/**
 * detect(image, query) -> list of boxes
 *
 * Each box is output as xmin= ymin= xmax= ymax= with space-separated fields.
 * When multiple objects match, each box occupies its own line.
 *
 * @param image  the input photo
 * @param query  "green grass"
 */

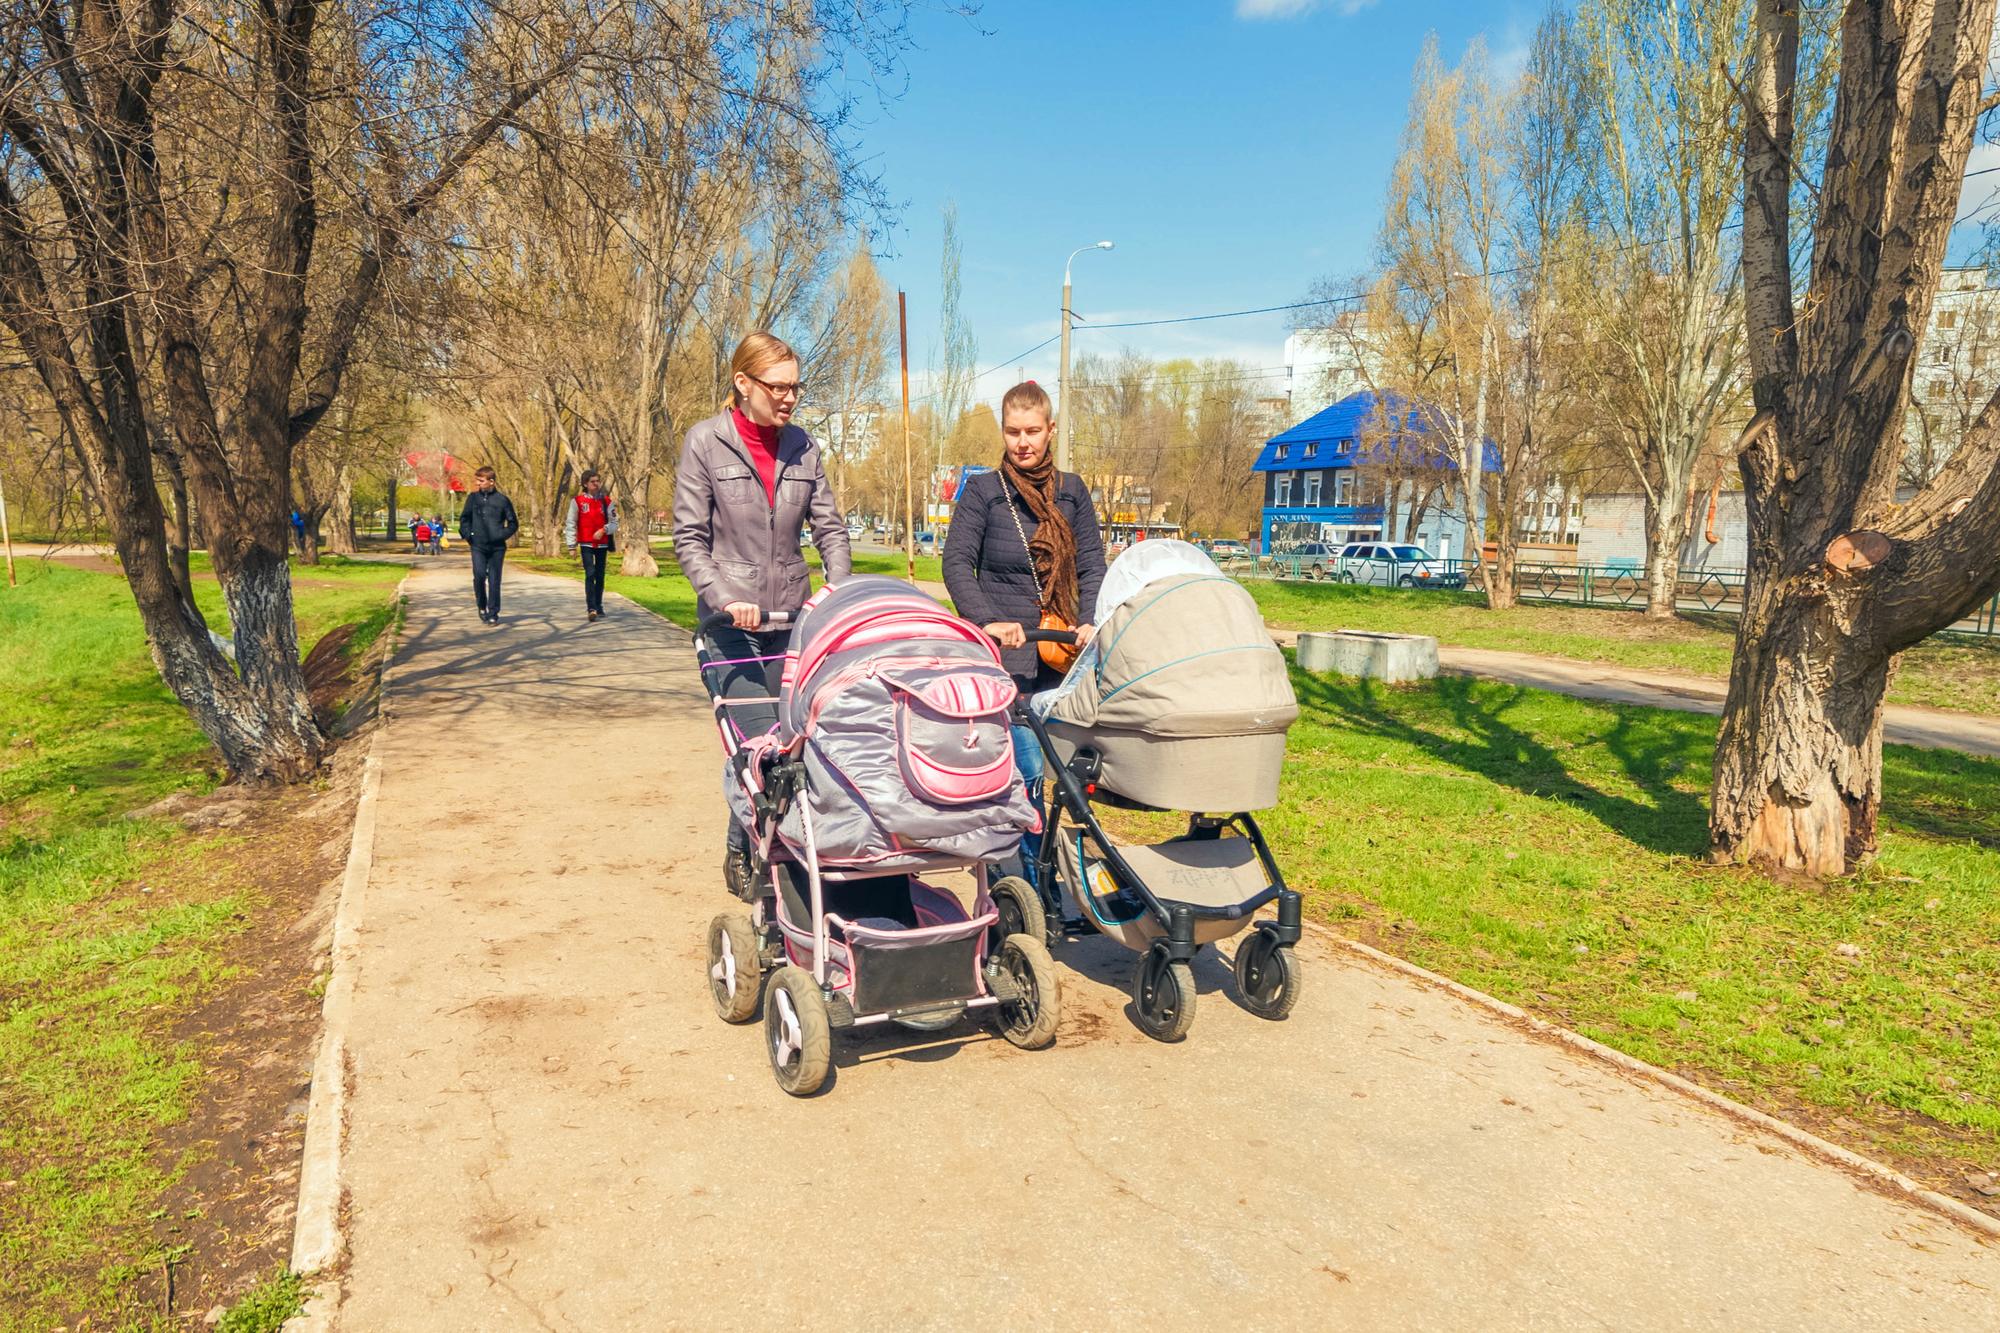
xmin=1257 ymin=668 xmax=2000 ymax=1170
xmin=0 ymin=556 xmax=402 ymax=1327
xmin=830 ymin=547 xmax=945 ymax=585
xmin=216 ymin=1266 xmax=307 ymax=1332
xmin=515 ymin=547 xmax=703 ymax=627
xmin=514 ymin=540 xmax=944 ymax=628
xmin=1 ymin=564 xmax=226 ymax=828
xmin=1246 ymin=579 xmax=2000 ymax=716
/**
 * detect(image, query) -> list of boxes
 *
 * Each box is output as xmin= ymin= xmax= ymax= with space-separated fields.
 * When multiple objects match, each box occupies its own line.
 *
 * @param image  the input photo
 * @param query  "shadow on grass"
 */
xmin=1290 ymin=670 xmax=1714 ymax=858
xmin=1881 ymin=745 xmax=2000 ymax=850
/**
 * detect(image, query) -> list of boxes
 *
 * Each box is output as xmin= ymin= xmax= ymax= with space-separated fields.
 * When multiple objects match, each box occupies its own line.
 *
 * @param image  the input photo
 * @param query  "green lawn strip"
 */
xmin=1266 ymin=669 xmax=2000 ymax=1171
xmin=517 ymin=542 xmax=923 ymax=628
xmin=1 ymin=563 xmax=221 ymax=828
xmin=823 ymin=547 xmax=945 ymax=584
xmin=185 ymin=553 xmax=407 ymax=653
xmin=515 ymin=549 xmax=704 ymax=627
xmin=1245 ymin=579 xmax=2000 ymax=715
xmin=0 ymin=558 xmax=399 ymax=1324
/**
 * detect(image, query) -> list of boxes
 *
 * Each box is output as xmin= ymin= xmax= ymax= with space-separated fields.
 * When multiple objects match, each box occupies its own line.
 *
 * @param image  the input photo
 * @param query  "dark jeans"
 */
xmin=580 ymin=544 xmax=609 ymax=612
xmin=708 ymin=623 xmax=790 ymax=850
xmin=471 ymin=544 xmax=506 ymax=617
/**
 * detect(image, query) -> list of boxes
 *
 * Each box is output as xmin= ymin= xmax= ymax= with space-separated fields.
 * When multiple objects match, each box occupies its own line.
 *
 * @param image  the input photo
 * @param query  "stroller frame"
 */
xmin=692 ymin=609 xmax=1059 ymax=1094
xmin=1008 ymin=695 xmax=1304 ymax=1041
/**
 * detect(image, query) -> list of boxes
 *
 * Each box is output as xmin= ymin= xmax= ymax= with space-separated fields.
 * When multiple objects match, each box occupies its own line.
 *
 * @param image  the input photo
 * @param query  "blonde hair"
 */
xmin=1001 ymin=380 xmax=1052 ymax=422
xmin=727 ymin=331 xmax=800 ymax=408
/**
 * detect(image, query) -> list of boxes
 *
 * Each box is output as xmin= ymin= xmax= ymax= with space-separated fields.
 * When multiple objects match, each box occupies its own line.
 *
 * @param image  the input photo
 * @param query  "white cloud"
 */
xmin=1235 ymin=0 xmax=1377 ymax=20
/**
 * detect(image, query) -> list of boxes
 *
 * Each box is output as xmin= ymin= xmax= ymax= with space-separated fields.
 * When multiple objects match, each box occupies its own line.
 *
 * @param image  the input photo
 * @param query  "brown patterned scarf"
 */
xmin=999 ymin=450 xmax=1079 ymax=623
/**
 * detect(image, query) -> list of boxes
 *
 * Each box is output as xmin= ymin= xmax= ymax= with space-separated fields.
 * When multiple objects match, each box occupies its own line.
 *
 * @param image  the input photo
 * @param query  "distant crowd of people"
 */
xmin=408 ymin=515 xmax=448 ymax=556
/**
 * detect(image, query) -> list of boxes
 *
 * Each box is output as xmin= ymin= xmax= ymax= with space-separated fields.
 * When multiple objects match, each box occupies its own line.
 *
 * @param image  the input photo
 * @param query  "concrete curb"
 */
xmin=286 ymin=572 xmax=410 ymax=1330
xmin=1316 ymin=926 xmax=2000 ymax=1243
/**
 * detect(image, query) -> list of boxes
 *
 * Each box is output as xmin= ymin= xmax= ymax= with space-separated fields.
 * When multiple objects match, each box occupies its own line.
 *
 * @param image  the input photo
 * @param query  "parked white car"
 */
xmin=1334 ymin=542 xmax=1467 ymax=589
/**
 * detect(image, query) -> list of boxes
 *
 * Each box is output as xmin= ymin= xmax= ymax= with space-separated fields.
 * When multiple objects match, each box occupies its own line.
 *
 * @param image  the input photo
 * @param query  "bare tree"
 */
xmin=0 ymin=0 xmax=919 ymax=779
xmin=1376 ymin=36 xmax=1507 ymax=589
xmin=1572 ymin=0 xmax=1756 ymax=617
xmin=1488 ymin=7 xmax=1595 ymax=608
xmin=1713 ymin=0 xmax=2000 ymax=877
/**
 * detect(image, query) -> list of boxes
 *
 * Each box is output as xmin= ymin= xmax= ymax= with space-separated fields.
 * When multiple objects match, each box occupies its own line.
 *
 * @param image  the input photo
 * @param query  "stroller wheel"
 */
xmin=1233 ymin=928 xmax=1301 ymax=1021
xmin=987 ymin=933 xmax=1060 ymax=1050
xmin=1133 ymin=944 xmax=1197 ymax=1042
xmin=988 ymin=876 xmax=1046 ymax=955
xmin=707 ymin=911 xmax=763 ymax=1023
xmin=764 ymin=967 xmax=831 ymax=1096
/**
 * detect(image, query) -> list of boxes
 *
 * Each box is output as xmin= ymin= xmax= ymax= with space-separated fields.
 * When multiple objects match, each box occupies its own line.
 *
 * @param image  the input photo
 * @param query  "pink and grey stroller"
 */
xmin=693 ymin=575 xmax=1060 ymax=1095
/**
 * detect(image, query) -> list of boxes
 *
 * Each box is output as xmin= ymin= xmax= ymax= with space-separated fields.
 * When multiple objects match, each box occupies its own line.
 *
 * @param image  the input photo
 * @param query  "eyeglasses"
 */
xmin=746 ymin=371 xmax=806 ymax=401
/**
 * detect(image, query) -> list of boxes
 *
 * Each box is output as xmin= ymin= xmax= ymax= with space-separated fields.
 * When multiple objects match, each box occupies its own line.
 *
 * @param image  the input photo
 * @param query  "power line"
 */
xmin=906 ymin=161 xmax=2000 ymax=412
xmin=1064 ymin=162 xmax=2000 ymax=337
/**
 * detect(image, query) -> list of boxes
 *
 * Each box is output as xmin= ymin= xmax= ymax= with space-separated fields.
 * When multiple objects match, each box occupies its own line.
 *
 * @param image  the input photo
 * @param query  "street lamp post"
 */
xmin=1056 ymin=240 xmax=1114 ymax=472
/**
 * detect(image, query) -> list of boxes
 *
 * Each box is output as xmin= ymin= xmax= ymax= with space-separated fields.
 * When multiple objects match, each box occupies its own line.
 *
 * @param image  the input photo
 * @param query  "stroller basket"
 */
xmin=772 ymin=870 xmax=996 ymax=1019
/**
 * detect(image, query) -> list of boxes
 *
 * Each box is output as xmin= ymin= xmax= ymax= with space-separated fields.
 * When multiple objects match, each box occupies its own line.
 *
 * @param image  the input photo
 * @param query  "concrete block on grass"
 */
xmin=1296 ymin=630 xmax=1439 ymax=683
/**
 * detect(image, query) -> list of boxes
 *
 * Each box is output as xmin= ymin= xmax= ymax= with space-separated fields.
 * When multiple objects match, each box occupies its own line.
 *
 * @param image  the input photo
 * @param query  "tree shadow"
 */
xmin=1881 ymin=745 xmax=2000 ymax=851
xmin=1289 ymin=671 xmax=1714 ymax=858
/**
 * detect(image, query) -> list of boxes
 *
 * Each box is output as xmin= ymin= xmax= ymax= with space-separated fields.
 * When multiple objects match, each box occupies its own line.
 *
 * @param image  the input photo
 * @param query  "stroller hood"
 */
xmin=1045 ymin=549 xmax=1298 ymax=811
xmin=766 ymin=576 xmax=1039 ymax=871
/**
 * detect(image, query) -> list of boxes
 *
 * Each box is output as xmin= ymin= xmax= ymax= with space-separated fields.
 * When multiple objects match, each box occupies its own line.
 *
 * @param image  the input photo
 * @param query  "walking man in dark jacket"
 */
xmin=459 ymin=466 xmax=519 ymax=624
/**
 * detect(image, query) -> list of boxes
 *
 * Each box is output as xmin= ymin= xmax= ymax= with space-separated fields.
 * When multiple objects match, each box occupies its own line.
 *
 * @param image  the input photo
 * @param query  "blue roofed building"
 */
xmin=1254 ymin=390 xmax=1500 ymax=556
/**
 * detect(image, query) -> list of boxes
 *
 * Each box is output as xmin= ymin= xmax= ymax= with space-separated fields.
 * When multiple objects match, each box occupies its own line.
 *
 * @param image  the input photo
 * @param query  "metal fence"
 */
xmin=1230 ymin=552 xmax=2000 ymax=639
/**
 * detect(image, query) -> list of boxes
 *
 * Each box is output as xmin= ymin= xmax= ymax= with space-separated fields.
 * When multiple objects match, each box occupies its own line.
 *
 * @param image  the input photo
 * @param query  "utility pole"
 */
xmin=0 ymin=468 xmax=15 ymax=588
xmin=1056 ymin=240 xmax=1114 ymax=472
xmin=899 ymin=290 xmax=914 ymax=582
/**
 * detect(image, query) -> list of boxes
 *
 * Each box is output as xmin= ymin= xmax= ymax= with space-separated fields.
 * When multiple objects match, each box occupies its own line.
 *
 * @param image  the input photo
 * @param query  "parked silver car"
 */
xmin=1334 ymin=542 xmax=1467 ymax=589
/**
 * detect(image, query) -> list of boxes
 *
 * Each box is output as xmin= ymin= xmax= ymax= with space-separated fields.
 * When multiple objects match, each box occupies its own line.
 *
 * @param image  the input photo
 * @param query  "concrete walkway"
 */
xmin=324 ymin=566 xmax=1998 ymax=1329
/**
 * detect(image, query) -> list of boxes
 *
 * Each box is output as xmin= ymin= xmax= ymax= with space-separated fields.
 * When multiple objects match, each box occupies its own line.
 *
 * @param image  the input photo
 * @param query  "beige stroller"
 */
xmin=1006 ymin=541 xmax=1305 ymax=1041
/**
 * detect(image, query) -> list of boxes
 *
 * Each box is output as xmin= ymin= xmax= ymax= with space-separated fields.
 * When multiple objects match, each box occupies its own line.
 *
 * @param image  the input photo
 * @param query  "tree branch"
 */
xmin=288 ymin=62 xmax=581 ymax=444
xmin=1736 ymin=1 xmax=1799 ymax=405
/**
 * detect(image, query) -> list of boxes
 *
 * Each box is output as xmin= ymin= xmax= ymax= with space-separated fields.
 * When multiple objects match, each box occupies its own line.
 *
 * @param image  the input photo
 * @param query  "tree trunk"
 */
xmin=300 ymin=508 xmax=327 ymax=565
xmin=1640 ymin=482 xmax=1693 ymax=619
xmin=1488 ymin=506 xmax=1519 ymax=610
xmin=618 ymin=465 xmax=661 ymax=576
xmin=326 ymin=462 xmax=356 ymax=556
xmin=94 ymin=431 xmax=325 ymax=781
xmin=1710 ymin=582 xmax=1886 ymax=875
xmin=212 ymin=546 xmax=325 ymax=778
xmin=162 ymin=455 xmax=204 ymax=627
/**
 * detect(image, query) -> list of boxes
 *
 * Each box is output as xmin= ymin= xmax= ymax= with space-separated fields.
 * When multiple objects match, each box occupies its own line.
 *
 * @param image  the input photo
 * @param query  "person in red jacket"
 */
xmin=563 ymin=470 xmax=620 ymax=621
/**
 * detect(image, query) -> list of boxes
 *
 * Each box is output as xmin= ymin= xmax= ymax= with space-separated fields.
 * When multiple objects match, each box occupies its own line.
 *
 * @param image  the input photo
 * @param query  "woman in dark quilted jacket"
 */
xmin=942 ymin=380 xmax=1107 ymax=889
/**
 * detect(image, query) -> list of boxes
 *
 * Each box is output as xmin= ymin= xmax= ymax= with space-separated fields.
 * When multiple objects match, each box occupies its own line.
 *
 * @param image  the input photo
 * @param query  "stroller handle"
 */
xmin=1017 ymin=628 xmax=1078 ymax=646
xmin=697 ymin=608 xmax=793 ymax=635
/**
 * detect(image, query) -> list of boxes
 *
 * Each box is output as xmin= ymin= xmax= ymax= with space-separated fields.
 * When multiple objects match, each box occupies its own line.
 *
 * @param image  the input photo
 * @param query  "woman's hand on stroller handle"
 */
xmin=700 ymin=605 xmax=792 ymax=634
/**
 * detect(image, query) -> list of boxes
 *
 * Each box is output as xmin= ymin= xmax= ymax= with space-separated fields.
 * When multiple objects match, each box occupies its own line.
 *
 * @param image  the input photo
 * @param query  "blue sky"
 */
xmin=854 ymin=0 xmax=1547 ymax=408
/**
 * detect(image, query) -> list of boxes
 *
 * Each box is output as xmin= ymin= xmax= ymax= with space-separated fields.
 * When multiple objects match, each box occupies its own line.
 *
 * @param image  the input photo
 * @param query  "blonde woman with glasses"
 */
xmin=673 ymin=331 xmax=852 ymax=895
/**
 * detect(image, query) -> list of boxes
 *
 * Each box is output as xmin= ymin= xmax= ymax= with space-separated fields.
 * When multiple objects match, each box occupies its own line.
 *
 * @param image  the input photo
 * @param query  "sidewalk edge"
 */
xmin=1318 ymin=927 xmax=2000 ymax=1243
xmin=286 ymin=571 xmax=410 ymax=1329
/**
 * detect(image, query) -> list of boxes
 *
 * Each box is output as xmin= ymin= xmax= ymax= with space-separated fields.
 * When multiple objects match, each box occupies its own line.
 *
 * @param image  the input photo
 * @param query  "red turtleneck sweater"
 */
xmin=731 ymin=406 xmax=782 ymax=505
